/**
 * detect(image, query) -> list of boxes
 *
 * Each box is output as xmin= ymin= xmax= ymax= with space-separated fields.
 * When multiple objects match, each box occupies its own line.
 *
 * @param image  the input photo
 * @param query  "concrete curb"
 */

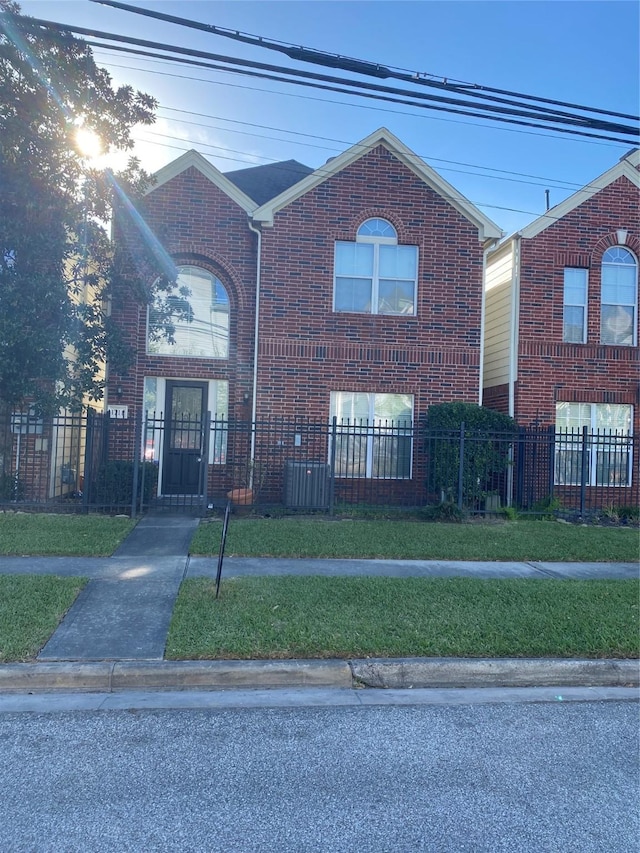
xmin=349 ymin=657 xmax=640 ymax=689
xmin=0 ymin=657 xmax=637 ymax=693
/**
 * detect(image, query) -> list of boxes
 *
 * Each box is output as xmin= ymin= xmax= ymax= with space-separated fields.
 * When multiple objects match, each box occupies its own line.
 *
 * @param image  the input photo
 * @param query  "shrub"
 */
xmin=0 ymin=473 xmax=25 ymax=501
xmin=423 ymin=403 xmax=517 ymax=508
xmin=91 ymin=460 xmax=158 ymax=507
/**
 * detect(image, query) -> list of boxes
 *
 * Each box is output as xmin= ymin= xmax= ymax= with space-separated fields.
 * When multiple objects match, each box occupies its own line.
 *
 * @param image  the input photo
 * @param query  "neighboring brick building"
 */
xmin=483 ymin=149 xmax=639 ymax=502
xmin=109 ymin=128 xmax=500 ymax=501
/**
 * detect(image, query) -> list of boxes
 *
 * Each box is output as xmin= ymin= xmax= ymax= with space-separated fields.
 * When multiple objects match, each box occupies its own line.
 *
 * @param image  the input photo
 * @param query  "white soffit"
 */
xmin=252 ymin=127 xmax=502 ymax=240
xmin=519 ymin=154 xmax=640 ymax=240
xmin=146 ymin=149 xmax=257 ymax=214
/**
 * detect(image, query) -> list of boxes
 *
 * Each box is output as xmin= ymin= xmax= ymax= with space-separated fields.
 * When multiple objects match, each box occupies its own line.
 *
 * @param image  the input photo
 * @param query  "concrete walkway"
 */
xmin=38 ymin=516 xmax=199 ymax=662
xmin=0 ymin=516 xmax=637 ymax=693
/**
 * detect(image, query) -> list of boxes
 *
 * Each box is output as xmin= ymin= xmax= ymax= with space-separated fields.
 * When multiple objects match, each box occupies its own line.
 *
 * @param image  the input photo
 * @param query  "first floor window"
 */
xmin=555 ymin=402 xmax=633 ymax=486
xmin=330 ymin=392 xmax=413 ymax=478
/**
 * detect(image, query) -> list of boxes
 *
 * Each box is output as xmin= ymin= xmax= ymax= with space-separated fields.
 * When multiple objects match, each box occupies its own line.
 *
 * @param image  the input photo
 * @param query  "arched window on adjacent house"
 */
xmin=600 ymin=247 xmax=637 ymax=346
xmin=333 ymin=218 xmax=418 ymax=315
xmin=147 ymin=265 xmax=230 ymax=358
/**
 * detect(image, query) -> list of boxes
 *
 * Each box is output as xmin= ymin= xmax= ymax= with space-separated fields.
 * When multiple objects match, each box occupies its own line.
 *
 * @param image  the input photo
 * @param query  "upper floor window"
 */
xmin=147 ymin=265 xmax=229 ymax=359
xmin=600 ymin=247 xmax=637 ymax=346
xmin=562 ymin=268 xmax=588 ymax=343
xmin=334 ymin=219 xmax=418 ymax=316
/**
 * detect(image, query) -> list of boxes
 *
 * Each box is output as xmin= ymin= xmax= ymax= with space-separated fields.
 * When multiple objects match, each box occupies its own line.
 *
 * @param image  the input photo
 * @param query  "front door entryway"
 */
xmin=162 ymin=381 xmax=208 ymax=495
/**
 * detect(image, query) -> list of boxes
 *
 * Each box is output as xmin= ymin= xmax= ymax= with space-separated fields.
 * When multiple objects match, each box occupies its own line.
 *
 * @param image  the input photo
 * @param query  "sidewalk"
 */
xmin=0 ymin=515 xmax=637 ymax=693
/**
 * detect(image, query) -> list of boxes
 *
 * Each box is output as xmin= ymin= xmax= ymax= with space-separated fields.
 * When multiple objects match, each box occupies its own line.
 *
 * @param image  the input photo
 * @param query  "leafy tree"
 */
xmin=0 ymin=1 xmax=159 ymax=411
xmin=423 ymin=402 xmax=518 ymax=508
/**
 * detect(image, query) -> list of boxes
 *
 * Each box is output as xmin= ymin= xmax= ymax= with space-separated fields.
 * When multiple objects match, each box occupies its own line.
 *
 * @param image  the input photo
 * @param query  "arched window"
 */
xmin=147 ymin=265 xmax=230 ymax=358
xmin=600 ymin=246 xmax=637 ymax=346
xmin=334 ymin=218 xmax=417 ymax=315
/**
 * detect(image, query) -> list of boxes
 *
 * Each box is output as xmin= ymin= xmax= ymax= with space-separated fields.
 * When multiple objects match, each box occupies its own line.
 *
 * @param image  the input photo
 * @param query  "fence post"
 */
xmin=201 ymin=411 xmax=211 ymax=515
xmin=580 ymin=424 xmax=589 ymax=515
xmin=131 ymin=411 xmax=141 ymax=518
xmin=457 ymin=421 xmax=465 ymax=510
xmin=329 ymin=416 xmax=337 ymax=516
xmin=82 ymin=408 xmax=94 ymax=514
xmin=547 ymin=425 xmax=556 ymax=501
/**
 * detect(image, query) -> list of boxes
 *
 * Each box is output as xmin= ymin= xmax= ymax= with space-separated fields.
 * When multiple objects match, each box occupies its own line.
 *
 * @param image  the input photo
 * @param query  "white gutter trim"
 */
xmin=509 ymin=236 xmax=521 ymax=419
xmin=247 ymin=219 xmax=262 ymax=478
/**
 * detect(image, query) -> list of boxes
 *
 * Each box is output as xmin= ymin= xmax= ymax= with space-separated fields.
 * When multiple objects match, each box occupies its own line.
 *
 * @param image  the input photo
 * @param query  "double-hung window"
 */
xmin=600 ymin=247 xmax=637 ymax=346
xmin=562 ymin=268 xmax=588 ymax=343
xmin=555 ymin=402 xmax=633 ymax=487
xmin=330 ymin=392 xmax=414 ymax=479
xmin=334 ymin=219 xmax=418 ymax=315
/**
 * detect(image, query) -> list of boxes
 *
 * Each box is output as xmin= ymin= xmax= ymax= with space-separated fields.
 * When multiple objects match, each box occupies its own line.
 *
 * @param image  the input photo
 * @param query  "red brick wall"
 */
xmin=256 ymin=145 xmax=485 ymax=422
xmin=483 ymin=382 xmax=510 ymax=415
xmin=110 ymin=166 xmax=257 ymax=419
xmin=515 ymin=175 xmax=639 ymax=435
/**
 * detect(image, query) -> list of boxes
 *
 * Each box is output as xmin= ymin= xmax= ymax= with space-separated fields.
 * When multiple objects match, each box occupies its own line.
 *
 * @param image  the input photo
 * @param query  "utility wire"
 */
xmin=92 ymin=0 xmax=640 ymax=124
xmin=95 ymin=49 xmax=624 ymax=152
xmin=9 ymin=13 xmax=639 ymax=143
xmin=71 ymin=35 xmax=637 ymax=145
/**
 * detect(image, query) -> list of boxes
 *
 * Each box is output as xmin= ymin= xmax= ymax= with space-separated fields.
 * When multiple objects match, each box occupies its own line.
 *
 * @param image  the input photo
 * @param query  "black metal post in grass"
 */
xmin=215 ymin=500 xmax=232 ymax=599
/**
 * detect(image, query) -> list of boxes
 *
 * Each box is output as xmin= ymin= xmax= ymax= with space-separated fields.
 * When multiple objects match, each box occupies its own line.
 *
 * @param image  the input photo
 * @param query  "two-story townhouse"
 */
xmin=483 ymin=149 xmax=639 ymax=507
xmin=108 ymin=128 xmax=501 ymax=505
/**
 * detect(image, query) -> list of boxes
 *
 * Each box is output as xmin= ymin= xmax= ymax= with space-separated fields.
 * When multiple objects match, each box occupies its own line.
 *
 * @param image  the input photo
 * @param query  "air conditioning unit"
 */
xmin=285 ymin=461 xmax=331 ymax=509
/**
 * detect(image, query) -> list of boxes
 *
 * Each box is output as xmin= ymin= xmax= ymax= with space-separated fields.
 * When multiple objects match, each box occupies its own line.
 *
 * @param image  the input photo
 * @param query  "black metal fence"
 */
xmin=0 ymin=409 xmax=637 ymax=517
xmin=425 ymin=424 xmax=639 ymax=515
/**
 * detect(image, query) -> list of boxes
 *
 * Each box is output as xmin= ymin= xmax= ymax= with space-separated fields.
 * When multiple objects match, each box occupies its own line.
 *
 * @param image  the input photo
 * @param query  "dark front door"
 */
xmin=163 ymin=381 xmax=208 ymax=495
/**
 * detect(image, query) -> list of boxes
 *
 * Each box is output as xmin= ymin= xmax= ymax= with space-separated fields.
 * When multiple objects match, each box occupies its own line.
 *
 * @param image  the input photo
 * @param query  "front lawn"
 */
xmin=0 ymin=513 xmax=137 ymax=556
xmin=0 ymin=575 xmax=87 ymax=661
xmin=166 ymin=576 xmax=639 ymax=660
xmin=191 ymin=517 xmax=639 ymax=562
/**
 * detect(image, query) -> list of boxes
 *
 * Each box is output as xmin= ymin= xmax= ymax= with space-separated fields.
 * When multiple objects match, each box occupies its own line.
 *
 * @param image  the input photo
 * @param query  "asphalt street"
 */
xmin=0 ymin=698 xmax=637 ymax=852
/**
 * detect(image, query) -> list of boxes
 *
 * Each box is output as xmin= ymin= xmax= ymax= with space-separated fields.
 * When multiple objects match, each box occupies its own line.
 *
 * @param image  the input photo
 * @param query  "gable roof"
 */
xmin=518 ymin=148 xmax=640 ymax=240
xmin=147 ymin=149 xmax=257 ymax=213
xmin=224 ymin=160 xmax=314 ymax=206
xmin=252 ymin=127 xmax=502 ymax=241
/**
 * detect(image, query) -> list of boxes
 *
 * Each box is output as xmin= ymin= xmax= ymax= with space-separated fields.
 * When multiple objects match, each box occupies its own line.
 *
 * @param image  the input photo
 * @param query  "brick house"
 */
xmin=483 ymin=149 xmax=639 ymax=504
xmin=108 ymin=128 xmax=501 ymax=504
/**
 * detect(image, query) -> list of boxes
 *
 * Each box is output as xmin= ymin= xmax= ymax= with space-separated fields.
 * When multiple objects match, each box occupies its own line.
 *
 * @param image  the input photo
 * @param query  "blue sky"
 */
xmin=18 ymin=0 xmax=640 ymax=234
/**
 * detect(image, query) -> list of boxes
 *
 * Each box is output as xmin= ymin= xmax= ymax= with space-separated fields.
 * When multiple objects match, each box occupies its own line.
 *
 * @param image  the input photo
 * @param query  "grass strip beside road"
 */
xmin=0 ymin=575 xmax=87 ymax=662
xmin=167 ymin=576 xmax=639 ymax=661
xmin=0 ymin=514 xmax=137 ymax=556
xmin=191 ymin=518 xmax=639 ymax=562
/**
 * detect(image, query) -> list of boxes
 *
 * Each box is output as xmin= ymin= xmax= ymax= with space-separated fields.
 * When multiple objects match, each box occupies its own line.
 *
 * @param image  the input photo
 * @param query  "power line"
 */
xmin=92 ymin=0 xmax=640 ymax=124
xmin=154 ymin=108 xmax=586 ymax=190
xmin=95 ymin=49 xmax=626 ymax=152
xmin=75 ymin=38 xmax=637 ymax=146
xmin=10 ymin=13 xmax=638 ymax=144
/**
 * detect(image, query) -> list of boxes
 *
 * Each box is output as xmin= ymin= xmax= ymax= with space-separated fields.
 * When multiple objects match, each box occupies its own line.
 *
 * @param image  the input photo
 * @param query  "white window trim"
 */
xmin=554 ymin=402 xmax=633 ymax=487
xmin=329 ymin=392 xmax=414 ymax=479
xmin=600 ymin=247 xmax=638 ymax=347
xmin=562 ymin=267 xmax=588 ymax=344
xmin=146 ymin=266 xmax=230 ymax=360
xmin=333 ymin=220 xmax=418 ymax=317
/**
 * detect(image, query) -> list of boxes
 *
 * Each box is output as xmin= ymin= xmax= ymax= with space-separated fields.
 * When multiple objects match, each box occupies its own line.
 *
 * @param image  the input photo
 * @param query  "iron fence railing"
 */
xmin=0 ymin=409 xmax=637 ymax=517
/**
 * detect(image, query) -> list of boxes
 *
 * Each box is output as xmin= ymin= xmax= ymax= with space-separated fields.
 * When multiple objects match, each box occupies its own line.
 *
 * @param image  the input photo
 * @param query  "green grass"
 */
xmin=191 ymin=518 xmax=640 ymax=562
xmin=0 ymin=514 xmax=137 ymax=556
xmin=0 ymin=575 xmax=87 ymax=661
xmin=166 ymin=576 xmax=640 ymax=660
